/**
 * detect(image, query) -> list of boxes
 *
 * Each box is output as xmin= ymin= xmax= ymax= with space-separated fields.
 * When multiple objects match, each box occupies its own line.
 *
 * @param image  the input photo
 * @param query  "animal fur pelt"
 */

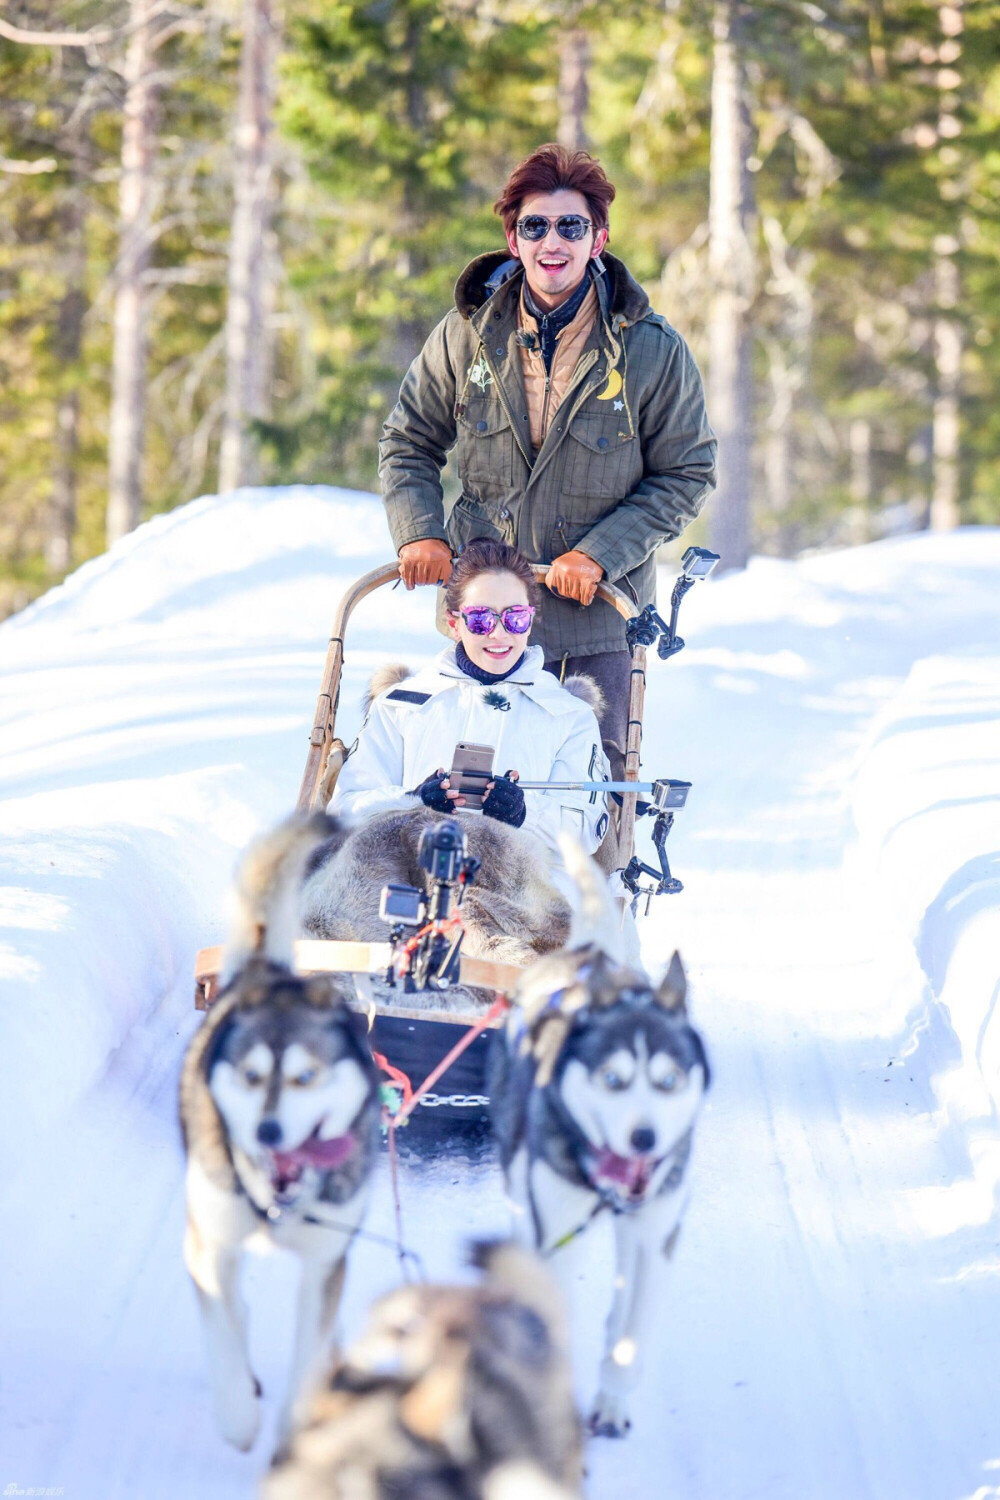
xmin=561 ymin=673 xmax=605 ymax=720
xmin=301 ymin=808 xmax=572 ymax=1009
xmin=262 ymin=1242 xmax=582 ymax=1500
xmin=363 ymin=663 xmax=411 ymax=715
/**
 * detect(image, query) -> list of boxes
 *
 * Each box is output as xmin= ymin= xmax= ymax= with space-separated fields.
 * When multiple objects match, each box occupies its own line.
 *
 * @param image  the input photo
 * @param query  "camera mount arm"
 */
xmin=625 ymin=546 xmax=719 ymax=659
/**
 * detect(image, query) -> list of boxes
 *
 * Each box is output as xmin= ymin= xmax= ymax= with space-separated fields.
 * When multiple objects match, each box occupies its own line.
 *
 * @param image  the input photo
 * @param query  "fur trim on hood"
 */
xmin=365 ymin=653 xmax=604 ymax=721
xmin=364 ymin=662 xmax=411 ymax=715
xmin=561 ymin=673 xmax=605 ymax=720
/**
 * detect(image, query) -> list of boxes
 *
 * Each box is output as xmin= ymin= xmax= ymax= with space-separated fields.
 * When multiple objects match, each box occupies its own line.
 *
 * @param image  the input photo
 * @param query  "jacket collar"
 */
xmin=406 ymin=645 xmax=587 ymax=717
xmin=454 ymin=249 xmax=650 ymax=330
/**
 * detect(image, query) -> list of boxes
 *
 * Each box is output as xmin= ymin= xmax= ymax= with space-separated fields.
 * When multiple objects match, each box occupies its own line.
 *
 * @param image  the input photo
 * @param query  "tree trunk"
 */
xmin=218 ymin=0 xmax=281 ymax=493
xmin=847 ymin=417 xmax=872 ymax=544
xmin=557 ymin=28 xmax=590 ymax=151
xmin=106 ymin=0 xmax=160 ymax=545
xmin=387 ymin=11 xmax=429 ymax=377
xmin=47 ymin=138 xmax=88 ymax=575
xmin=931 ymin=1 xmax=963 ymax=531
xmin=706 ymin=0 xmax=756 ymax=571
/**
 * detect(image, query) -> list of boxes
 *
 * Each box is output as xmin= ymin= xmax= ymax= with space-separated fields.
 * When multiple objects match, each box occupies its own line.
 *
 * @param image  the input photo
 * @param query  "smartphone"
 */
xmin=448 ymin=741 xmax=495 ymax=810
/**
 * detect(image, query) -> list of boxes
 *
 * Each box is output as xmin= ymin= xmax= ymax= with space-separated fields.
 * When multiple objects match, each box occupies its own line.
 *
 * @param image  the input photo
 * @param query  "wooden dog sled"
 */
xmin=192 ymin=560 xmax=650 ymax=1121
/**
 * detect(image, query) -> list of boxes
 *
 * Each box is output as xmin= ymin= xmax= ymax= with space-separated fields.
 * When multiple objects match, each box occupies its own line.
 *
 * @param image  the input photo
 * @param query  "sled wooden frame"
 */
xmin=194 ymin=562 xmax=646 ymax=1015
xmin=194 ymin=940 xmax=524 ymax=1019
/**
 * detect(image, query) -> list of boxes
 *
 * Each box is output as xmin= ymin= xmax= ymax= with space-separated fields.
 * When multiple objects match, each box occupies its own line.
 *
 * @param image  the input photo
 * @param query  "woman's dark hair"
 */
xmin=444 ymin=538 xmax=541 ymax=614
xmin=494 ymin=143 xmax=616 ymax=239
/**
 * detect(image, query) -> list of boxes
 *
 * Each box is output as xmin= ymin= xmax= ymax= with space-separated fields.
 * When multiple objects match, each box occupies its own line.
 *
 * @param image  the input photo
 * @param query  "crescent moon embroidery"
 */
xmin=596 ymin=367 xmax=623 ymax=401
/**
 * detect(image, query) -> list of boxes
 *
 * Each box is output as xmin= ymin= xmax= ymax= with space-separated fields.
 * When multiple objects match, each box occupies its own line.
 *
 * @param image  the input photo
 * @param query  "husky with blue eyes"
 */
xmin=489 ymin=840 xmax=710 ymax=1439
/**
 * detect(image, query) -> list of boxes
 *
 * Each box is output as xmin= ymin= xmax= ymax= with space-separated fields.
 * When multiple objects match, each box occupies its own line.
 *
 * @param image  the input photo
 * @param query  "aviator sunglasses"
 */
xmin=457 ymin=604 xmax=536 ymax=636
xmin=515 ymin=213 xmax=593 ymax=242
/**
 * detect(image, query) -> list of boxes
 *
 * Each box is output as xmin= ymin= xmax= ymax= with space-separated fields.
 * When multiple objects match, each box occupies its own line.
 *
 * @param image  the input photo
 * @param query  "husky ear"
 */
xmin=655 ymin=951 xmax=687 ymax=1013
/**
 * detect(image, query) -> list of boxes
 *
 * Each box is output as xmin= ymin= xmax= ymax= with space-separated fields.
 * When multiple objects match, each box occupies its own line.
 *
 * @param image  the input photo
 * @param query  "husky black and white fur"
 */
xmin=489 ymin=839 xmax=710 ymax=1438
xmin=180 ymin=814 xmax=381 ymax=1453
xmin=264 ymin=1242 xmax=582 ymax=1500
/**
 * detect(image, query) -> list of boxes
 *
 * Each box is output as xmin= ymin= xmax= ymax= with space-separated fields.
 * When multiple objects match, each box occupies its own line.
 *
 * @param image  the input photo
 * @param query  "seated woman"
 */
xmin=300 ymin=539 xmax=610 ymax=977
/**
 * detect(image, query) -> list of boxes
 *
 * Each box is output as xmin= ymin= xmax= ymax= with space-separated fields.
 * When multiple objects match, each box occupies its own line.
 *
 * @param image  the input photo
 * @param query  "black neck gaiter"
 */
xmin=455 ymin=640 xmax=525 ymax=685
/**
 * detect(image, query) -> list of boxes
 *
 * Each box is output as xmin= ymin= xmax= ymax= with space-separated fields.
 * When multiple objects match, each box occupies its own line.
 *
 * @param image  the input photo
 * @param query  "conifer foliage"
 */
xmin=1 ymin=0 xmax=998 ymax=614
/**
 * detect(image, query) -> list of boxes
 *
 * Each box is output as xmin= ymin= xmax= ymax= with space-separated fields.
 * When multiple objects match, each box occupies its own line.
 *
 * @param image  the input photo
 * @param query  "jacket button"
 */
xmin=495 ymin=347 xmax=504 ymax=356
xmin=476 ymin=420 xmax=487 ymax=432
xmin=597 ymin=437 xmax=609 ymax=449
xmin=494 ymin=311 xmax=502 ymax=320
xmin=499 ymin=508 xmax=511 ymax=520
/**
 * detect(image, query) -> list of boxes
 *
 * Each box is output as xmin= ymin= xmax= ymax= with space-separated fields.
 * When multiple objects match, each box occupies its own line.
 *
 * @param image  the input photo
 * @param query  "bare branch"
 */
xmin=0 ymin=3 xmax=199 ymax=54
xmin=0 ymin=16 xmax=113 ymax=47
xmin=0 ymin=154 xmax=57 ymax=174
xmin=142 ymin=264 xmax=225 ymax=287
xmin=147 ymin=15 xmax=202 ymax=51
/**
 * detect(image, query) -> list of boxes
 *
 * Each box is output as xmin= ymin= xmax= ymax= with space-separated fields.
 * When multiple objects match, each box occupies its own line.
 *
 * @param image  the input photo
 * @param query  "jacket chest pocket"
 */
xmin=561 ymin=411 xmax=639 ymax=505
xmin=455 ymin=394 xmax=516 ymax=497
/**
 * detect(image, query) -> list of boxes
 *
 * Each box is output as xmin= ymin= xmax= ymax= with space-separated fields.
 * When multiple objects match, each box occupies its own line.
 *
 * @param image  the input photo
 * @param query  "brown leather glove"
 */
xmin=398 ymin=539 xmax=454 ymax=589
xmin=545 ymin=549 xmax=604 ymax=607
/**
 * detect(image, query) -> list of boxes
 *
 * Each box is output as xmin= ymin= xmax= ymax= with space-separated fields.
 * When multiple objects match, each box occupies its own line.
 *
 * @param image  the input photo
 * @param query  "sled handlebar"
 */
xmin=297 ymin=560 xmax=648 ymax=857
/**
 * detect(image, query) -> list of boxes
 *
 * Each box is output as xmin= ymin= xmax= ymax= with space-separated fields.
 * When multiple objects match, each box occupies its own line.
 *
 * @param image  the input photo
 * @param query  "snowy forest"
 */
xmin=1 ymin=0 xmax=999 ymax=617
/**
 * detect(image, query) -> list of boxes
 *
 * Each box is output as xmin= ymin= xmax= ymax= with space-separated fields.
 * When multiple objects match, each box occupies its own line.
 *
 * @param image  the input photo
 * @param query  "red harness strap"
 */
xmin=374 ymin=992 xmax=511 ymax=1280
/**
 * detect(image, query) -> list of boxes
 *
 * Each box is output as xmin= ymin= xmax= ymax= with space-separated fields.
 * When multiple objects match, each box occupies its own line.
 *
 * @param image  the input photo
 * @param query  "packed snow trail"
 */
xmin=1 ymin=489 xmax=999 ymax=1500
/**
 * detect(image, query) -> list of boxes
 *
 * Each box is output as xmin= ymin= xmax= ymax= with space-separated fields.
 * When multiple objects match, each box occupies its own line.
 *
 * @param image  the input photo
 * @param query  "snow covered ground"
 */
xmin=2 ymin=487 xmax=999 ymax=1500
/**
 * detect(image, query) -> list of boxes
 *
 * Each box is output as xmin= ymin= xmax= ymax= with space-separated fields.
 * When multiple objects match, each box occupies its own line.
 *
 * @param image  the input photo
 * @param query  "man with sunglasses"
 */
xmin=379 ymin=142 xmax=716 ymax=793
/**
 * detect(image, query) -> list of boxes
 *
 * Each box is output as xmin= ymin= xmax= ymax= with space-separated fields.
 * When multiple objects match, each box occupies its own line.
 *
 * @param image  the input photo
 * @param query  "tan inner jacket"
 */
xmin=517 ymin=280 xmax=599 ymax=455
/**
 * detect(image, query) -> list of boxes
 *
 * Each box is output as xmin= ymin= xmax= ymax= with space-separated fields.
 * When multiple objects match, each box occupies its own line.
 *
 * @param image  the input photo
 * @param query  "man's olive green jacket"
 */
xmin=378 ymin=250 xmax=717 ymax=658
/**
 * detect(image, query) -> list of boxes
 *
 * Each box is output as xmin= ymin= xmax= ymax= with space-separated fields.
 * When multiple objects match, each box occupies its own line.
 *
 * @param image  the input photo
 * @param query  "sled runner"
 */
xmin=193 ymin=553 xmax=716 ymax=1122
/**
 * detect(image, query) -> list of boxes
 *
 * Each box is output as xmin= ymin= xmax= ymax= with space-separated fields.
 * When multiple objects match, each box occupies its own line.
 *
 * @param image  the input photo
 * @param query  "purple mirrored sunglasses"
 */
xmin=458 ymin=604 xmax=536 ymax=636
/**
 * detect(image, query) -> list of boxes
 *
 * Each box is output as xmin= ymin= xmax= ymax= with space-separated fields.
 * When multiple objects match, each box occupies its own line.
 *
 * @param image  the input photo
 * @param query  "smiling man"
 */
xmin=378 ymin=144 xmax=716 ymax=788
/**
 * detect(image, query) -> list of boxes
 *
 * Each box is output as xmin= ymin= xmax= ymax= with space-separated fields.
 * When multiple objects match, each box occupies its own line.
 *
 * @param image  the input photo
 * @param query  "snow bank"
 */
xmin=0 ymin=485 xmax=436 ymax=1170
xmin=4 ymin=493 xmax=1000 ymax=1499
xmin=850 ymin=646 xmax=1000 ymax=1222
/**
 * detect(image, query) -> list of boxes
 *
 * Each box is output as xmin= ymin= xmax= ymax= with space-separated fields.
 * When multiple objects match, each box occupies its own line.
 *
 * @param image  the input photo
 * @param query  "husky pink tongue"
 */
xmin=594 ymin=1148 xmax=652 ymax=1196
xmin=272 ymin=1128 xmax=355 ymax=1176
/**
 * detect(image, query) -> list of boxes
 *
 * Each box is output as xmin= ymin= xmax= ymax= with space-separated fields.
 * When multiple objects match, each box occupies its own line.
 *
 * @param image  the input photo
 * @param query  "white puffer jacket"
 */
xmin=330 ymin=645 xmax=610 ymax=856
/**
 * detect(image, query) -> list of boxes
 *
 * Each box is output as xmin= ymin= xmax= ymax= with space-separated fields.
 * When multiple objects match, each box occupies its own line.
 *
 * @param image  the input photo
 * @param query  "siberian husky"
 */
xmin=489 ymin=839 xmax=710 ymax=1437
xmin=180 ymin=814 xmax=381 ymax=1452
xmin=263 ymin=1241 xmax=582 ymax=1500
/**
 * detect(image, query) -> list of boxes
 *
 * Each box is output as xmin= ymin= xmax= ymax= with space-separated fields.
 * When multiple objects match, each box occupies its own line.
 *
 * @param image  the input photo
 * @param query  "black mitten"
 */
xmin=412 ymin=770 xmax=452 ymax=812
xmin=482 ymin=773 xmax=526 ymax=828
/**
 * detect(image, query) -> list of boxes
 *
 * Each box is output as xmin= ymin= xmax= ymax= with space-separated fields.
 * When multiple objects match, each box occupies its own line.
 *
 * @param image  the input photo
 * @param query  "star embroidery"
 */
xmin=613 ymin=399 xmax=624 ymax=411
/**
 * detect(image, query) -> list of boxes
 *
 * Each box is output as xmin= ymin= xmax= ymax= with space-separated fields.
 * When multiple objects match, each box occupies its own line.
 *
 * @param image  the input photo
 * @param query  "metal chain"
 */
xmin=416 ymin=1092 xmax=491 ymax=1110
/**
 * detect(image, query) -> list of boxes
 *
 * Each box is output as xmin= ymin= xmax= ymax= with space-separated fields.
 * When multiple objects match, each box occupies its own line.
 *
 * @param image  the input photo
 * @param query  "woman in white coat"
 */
xmin=331 ymin=538 xmax=610 ymax=867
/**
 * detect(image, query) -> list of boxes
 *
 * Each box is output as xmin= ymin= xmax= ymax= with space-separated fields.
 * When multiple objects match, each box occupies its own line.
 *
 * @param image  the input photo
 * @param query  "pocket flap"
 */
xmin=456 ymin=397 xmax=512 ymax=436
xmin=567 ymin=411 xmax=630 ymax=453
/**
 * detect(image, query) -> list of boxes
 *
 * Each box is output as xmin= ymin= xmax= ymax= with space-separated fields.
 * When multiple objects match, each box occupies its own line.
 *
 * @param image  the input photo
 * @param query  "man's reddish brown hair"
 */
xmin=494 ymin=144 xmax=616 ymax=237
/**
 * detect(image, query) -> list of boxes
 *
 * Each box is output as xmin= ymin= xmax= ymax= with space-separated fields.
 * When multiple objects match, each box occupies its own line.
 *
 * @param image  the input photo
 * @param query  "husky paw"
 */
xmin=588 ymin=1393 xmax=632 ymax=1440
xmin=214 ymin=1374 xmax=262 ymax=1451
